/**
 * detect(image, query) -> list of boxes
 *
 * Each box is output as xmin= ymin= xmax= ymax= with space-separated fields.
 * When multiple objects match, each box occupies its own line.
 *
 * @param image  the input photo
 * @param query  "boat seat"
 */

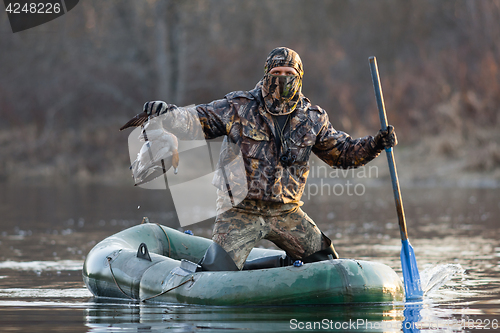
xmin=243 ymin=254 xmax=293 ymax=270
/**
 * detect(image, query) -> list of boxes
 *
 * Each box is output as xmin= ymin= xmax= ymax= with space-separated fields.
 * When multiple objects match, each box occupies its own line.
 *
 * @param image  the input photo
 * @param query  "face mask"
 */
xmin=262 ymin=74 xmax=302 ymax=115
xmin=260 ymin=47 xmax=304 ymax=115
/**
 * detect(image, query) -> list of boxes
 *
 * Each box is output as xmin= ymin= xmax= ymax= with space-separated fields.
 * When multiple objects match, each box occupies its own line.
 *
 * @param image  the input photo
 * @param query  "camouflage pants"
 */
xmin=212 ymin=197 xmax=329 ymax=270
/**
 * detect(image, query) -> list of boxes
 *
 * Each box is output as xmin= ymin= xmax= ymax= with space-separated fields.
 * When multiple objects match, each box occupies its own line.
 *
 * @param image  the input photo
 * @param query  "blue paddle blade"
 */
xmin=401 ymin=239 xmax=423 ymax=300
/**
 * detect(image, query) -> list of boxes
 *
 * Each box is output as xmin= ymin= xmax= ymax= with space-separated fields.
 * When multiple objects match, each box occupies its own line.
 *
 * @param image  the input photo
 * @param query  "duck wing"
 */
xmin=133 ymin=155 xmax=174 ymax=186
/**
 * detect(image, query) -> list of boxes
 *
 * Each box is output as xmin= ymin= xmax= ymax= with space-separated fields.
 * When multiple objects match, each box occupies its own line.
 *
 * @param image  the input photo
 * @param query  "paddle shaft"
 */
xmin=369 ymin=57 xmax=408 ymax=241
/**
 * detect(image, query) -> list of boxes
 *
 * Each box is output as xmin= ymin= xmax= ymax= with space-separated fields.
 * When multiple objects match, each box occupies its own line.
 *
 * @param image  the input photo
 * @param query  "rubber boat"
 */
xmin=83 ymin=222 xmax=404 ymax=305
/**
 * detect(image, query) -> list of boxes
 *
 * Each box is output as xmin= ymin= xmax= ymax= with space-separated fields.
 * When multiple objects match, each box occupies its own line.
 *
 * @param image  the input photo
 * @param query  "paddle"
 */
xmin=368 ymin=56 xmax=423 ymax=300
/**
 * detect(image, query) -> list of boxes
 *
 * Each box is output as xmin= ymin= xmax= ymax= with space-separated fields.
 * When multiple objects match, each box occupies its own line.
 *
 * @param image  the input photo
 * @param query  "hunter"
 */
xmin=121 ymin=47 xmax=397 ymax=271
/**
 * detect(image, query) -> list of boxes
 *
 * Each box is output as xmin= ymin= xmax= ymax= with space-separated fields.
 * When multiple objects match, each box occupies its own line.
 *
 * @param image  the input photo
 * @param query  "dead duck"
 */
xmin=125 ymin=116 xmax=179 ymax=185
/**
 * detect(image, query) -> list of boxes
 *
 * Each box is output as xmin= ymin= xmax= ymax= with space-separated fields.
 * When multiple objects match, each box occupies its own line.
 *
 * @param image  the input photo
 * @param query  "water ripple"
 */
xmin=0 ymin=260 xmax=83 ymax=271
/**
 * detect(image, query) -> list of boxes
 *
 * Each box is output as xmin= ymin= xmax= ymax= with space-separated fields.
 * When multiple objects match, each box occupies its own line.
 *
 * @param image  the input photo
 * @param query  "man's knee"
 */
xmin=302 ymin=233 xmax=339 ymax=263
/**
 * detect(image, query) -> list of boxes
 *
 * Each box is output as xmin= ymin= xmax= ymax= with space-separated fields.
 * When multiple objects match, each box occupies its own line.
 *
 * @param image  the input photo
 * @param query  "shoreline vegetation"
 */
xmin=1 ymin=1 xmax=499 ymax=188
xmin=1 ymin=123 xmax=498 ymax=188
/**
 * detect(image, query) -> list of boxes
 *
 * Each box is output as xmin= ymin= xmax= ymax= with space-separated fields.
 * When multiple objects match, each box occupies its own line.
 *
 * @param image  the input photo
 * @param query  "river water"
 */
xmin=0 ymin=183 xmax=499 ymax=332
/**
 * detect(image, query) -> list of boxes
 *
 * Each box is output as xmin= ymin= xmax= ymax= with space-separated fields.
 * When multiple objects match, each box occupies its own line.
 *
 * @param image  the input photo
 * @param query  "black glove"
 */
xmin=374 ymin=125 xmax=398 ymax=149
xmin=120 ymin=101 xmax=175 ymax=131
xmin=143 ymin=101 xmax=174 ymax=117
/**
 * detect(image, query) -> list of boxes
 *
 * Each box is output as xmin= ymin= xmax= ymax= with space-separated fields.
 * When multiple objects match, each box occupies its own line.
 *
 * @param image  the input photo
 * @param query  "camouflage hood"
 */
xmin=261 ymin=47 xmax=304 ymax=116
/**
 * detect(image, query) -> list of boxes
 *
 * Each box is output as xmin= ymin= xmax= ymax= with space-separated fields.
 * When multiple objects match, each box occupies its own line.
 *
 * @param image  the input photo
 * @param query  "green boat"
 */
xmin=83 ymin=222 xmax=404 ymax=305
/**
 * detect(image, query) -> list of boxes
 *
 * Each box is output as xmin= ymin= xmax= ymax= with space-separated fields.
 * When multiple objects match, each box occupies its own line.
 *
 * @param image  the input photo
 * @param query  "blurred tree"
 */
xmin=0 ymin=0 xmax=499 ymax=182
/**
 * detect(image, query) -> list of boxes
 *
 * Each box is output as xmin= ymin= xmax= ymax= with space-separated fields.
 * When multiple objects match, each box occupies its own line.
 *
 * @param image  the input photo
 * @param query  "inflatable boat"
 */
xmin=83 ymin=222 xmax=404 ymax=305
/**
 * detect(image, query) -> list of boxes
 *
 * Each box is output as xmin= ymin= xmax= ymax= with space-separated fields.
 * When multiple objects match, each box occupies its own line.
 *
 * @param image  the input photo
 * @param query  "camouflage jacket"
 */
xmin=164 ymin=84 xmax=382 ymax=204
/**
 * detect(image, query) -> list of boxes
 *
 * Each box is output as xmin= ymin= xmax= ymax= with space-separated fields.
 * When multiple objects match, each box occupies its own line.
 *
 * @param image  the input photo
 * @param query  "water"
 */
xmin=0 ymin=184 xmax=499 ymax=332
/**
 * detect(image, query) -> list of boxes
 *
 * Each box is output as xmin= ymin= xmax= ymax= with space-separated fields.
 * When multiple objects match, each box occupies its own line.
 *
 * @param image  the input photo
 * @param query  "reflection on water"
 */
xmin=84 ymin=300 xmax=408 ymax=332
xmin=0 ymin=184 xmax=499 ymax=332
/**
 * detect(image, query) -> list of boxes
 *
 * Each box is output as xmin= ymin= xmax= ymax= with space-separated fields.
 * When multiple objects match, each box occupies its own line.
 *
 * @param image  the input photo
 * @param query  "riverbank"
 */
xmin=1 ymin=124 xmax=499 ymax=188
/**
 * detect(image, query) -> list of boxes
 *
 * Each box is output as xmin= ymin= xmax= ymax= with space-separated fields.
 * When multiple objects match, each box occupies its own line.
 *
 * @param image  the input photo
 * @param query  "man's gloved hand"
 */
xmin=374 ymin=125 xmax=398 ymax=150
xmin=143 ymin=101 xmax=174 ymax=117
xmin=120 ymin=101 xmax=175 ymax=131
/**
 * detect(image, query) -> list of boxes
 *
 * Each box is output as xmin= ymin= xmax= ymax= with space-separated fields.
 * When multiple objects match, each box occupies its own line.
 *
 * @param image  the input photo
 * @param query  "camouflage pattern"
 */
xmin=151 ymin=80 xmax=383 ymax=204
xmin=154 ymin=79 xmax=382 ymax=270
xmin=264 ymin=47 xmax=304 ymax=76
xmin=212 ymin=193 xmax=327 ymax=270
xmin=172 ymin=80 xmax=383 ymax=204
xmin=262 ymin=47 xmax=304 ymax=115
xmin=121 ymin=48 xmax=389 ymax=269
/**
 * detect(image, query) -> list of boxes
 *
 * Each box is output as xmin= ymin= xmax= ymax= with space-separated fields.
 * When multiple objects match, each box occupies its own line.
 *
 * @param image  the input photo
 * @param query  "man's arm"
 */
xmin=312 ymin=113 xmax=396 ymax=169
xmin=127 ymin=98 xmax=236 ymax=140
xmin=195 ymin=99 xmax=236 ymax=140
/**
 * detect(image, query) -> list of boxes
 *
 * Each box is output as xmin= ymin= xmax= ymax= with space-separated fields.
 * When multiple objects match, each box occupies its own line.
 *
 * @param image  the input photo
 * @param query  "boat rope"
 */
xmin=106 ymin=256 xmax=138 ymax=301
xmin=140 ymin=276 xmax=195 ymax=302
xmin=156 ymin=223 xmax=171 ymax=257
xmin=107 ymin=256 xmax=193 ymax=303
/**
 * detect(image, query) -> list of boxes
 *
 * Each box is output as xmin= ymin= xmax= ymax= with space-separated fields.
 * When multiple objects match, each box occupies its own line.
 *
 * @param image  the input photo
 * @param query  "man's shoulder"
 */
xmin=307 ymin=104 xmax=326 ymax=114
xmin=298 ymin=96 xmax=325 ymax=114
xmin=225 ymin=88 xmax=258 ymax=101
xmin=301 ymin=100 xmax=328 ymax=124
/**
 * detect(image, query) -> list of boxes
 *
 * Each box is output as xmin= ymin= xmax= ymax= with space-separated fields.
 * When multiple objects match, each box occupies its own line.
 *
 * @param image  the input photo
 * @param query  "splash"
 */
xmin=420 ymin=263 xmax=465 ymax=295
